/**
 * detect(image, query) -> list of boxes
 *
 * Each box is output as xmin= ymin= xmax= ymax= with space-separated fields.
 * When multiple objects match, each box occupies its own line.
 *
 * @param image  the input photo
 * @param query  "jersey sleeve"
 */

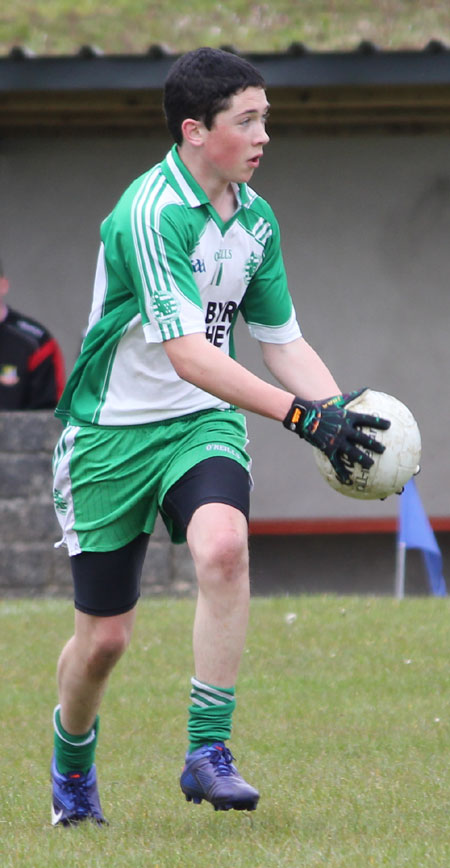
xmin=240 ymin=209 xmax=302 ymax=344
xmin=127 ymin=200 xmax=206 ymax=343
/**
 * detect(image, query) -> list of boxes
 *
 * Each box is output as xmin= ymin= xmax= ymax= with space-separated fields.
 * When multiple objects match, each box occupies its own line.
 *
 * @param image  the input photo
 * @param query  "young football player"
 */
xmin=50 ymin=46 xmax=388 ymax=825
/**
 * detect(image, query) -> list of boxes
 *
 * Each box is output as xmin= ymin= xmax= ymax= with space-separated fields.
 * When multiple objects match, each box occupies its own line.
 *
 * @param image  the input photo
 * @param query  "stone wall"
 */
xmin=0 ymin=412 xmax=196 ymax=599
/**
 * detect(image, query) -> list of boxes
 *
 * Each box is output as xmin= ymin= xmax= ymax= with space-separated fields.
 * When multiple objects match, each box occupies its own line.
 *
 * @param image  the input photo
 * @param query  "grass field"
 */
xmin=2 ymin=0 xmax=450 ymax=56
xmin=1 ymin=594 xmax=450 ymax=867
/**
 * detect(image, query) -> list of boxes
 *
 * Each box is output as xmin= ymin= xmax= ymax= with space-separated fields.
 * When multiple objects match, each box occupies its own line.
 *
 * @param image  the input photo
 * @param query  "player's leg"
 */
xmin=52 ymin=610 xmax=136 ymax=828
xmin=162 ymin=458 xmax=259 ymax=811
xmin=51 ymin=533 xmax=148 ymax=827
xmin=51 ymin=422 xmax=170 ymax=825
xmin=182 ymin=502 xmax=258 ymax=811
xmin=189 ymin=502 xmax=249 ymax=691
xmin=56 ymin=607 xmax=137 ymax=736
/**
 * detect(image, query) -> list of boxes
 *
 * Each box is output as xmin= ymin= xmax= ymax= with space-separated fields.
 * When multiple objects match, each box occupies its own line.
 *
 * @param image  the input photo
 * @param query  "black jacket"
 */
xmin=0 ymin=307 xmax=65 ymax=410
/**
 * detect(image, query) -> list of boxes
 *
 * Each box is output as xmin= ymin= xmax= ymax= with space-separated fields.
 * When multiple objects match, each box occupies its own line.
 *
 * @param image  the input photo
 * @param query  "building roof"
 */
xmin=2 ymin=42 xmax=450 ymax=131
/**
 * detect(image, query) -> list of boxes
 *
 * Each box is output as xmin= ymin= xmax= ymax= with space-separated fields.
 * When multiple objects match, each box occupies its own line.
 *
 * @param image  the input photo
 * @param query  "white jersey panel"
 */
xmin=86 ymin=243 xmax=108 ymax=334
xmin=97 ymin=316 xmax=229 ymax=424
xmin=99 ymin=214 xmax=282 ymax=421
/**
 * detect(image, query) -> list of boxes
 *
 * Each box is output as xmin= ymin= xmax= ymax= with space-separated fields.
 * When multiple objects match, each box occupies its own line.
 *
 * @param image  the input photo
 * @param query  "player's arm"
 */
xmin=260 ymin=336 xmax=389 ymax=483
xmin=164 ymin=332 xmax=389 ymax=485
xmin=163 ymin=332 xmax=293 ymax=421
xmin=260 ymin=335 xmax=340 ymax=400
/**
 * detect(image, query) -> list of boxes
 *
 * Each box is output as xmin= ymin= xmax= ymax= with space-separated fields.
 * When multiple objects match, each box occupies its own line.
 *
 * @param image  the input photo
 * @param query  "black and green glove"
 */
xmin=283 ymin=388 xmax=390 ymax=484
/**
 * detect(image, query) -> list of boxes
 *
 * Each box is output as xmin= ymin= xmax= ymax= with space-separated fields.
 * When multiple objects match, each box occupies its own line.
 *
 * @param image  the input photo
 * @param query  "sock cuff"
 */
xmin=190 ymin=677 xmax=235 ymax=709
xmin=53 ymin=704 xmax=98 ymax=747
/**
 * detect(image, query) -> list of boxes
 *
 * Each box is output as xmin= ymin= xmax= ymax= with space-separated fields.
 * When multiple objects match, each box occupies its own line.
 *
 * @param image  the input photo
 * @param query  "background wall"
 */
xmin=0 ymin=411 xmax=196 ymax=597
xmin=0 ymin=128 xmax=448 ymax=523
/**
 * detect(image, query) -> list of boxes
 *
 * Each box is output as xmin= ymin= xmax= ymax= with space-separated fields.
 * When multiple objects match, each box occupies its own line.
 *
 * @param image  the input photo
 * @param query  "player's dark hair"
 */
xmin=163 ymin=47 xmax=266 ymax=145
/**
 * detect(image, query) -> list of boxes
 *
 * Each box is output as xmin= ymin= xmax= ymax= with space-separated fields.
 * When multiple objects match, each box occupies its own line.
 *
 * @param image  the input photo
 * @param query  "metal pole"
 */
xmin=395 ymin=540 xmax=406 ymax=600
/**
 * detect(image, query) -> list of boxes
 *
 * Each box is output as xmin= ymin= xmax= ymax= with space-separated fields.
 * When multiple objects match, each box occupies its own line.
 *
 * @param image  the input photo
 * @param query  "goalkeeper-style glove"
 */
xmin=283 ymin=388 xmax=390 ymax=484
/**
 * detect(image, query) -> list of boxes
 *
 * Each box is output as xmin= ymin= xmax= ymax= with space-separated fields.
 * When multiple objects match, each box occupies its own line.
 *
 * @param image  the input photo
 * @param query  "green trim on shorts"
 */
xmin=54 ymin=409 xmax=251 ymax=552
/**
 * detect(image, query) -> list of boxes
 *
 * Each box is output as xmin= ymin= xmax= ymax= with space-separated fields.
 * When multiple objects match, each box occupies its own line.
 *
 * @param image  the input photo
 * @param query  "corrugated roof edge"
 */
xmin=2 ymin=41 xmax=450 ymax=92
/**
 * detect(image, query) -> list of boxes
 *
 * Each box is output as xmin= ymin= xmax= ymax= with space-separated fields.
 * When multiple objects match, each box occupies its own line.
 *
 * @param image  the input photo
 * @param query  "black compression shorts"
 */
xmin=71 ymin=457 xmax=250 ymax=617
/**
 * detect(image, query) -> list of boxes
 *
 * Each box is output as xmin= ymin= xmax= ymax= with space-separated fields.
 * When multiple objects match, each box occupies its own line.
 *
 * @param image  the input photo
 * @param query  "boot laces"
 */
xmin=207 ymin=745 xmax=235 ymax=777
xmin=63 ymin=773 xmax=91 ymax=816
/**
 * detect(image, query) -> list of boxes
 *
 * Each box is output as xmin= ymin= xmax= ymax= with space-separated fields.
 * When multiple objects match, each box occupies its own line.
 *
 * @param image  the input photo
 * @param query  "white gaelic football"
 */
xmin=313 ymin=390 xmax=422 ymax=500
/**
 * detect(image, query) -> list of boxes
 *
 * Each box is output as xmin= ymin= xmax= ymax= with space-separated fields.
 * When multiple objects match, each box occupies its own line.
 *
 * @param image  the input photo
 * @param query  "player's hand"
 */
xmin=283 ymin=388 xmax=391 ymax=484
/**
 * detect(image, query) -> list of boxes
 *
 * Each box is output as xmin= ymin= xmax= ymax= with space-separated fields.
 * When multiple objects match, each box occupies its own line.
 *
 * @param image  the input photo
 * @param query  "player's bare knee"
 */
xmin=85 ymin=622 xmax=130 ymax=677
xmin=193 ymin=525 xmax=248 ymax=584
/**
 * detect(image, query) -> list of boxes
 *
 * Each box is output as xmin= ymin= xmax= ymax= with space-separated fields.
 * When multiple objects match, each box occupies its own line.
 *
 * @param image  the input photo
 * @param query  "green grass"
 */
xmin=1 ymin=595 xmax=450 ymax=866
xmin=1 ymin=0 xmax=450 ymax=56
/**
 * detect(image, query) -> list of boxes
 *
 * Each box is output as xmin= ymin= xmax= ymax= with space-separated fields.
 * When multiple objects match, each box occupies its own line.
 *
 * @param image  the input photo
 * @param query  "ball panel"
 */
xmin=313 ymin=390 xmax=421 ymax=500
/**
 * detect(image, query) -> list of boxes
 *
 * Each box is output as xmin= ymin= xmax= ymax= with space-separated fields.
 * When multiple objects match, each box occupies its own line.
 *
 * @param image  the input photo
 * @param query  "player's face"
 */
xmin=202 ymin=87 xmax=270 ymax=184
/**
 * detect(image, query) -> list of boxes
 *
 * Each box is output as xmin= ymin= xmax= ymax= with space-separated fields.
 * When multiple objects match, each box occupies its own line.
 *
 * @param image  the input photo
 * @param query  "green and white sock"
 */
xmin=187 ymin=676 xmax=236 ymax=753
xmin=53 ymin=704 xmax=99 ymax=775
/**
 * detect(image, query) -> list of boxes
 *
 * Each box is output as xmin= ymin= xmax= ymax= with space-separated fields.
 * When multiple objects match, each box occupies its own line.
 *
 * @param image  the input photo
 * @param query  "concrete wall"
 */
xmin=0 ymin=128 xmax=449 ymax=526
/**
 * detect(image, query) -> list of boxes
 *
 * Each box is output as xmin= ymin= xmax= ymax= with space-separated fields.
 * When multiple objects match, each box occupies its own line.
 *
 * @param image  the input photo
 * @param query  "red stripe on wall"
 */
xmin=249 ymin=516 xmax=450 ymax=536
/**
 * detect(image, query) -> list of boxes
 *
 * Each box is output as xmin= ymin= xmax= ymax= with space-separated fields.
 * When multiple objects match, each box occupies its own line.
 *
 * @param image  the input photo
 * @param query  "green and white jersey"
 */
xmin=56 ymin=145 xmax=301 ymax=426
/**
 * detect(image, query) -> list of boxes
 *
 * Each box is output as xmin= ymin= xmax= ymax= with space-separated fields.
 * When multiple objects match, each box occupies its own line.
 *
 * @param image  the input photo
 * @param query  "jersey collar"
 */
xmin=161 ymin=145 xmax=249 ymax=209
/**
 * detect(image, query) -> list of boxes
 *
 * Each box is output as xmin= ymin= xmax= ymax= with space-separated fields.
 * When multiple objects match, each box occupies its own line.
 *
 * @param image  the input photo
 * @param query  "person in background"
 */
xmin=0 ymin=258 xmax=65 ymax=409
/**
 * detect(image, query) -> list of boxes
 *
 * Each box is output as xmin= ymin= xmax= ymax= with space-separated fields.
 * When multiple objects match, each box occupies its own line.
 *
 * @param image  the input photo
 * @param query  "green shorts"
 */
xmin=52 ymin=409 xmax=251 ymax=554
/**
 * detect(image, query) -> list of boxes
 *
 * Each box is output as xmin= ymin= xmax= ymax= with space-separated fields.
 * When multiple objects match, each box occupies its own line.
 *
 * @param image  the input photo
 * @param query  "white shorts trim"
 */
xmin=52 ymin=425 xmax=82 ymax=556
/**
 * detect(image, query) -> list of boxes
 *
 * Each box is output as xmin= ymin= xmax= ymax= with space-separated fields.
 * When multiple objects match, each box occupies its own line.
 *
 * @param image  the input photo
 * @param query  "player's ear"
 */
xmin=181 ymin=118 xmax=205 ymax=147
